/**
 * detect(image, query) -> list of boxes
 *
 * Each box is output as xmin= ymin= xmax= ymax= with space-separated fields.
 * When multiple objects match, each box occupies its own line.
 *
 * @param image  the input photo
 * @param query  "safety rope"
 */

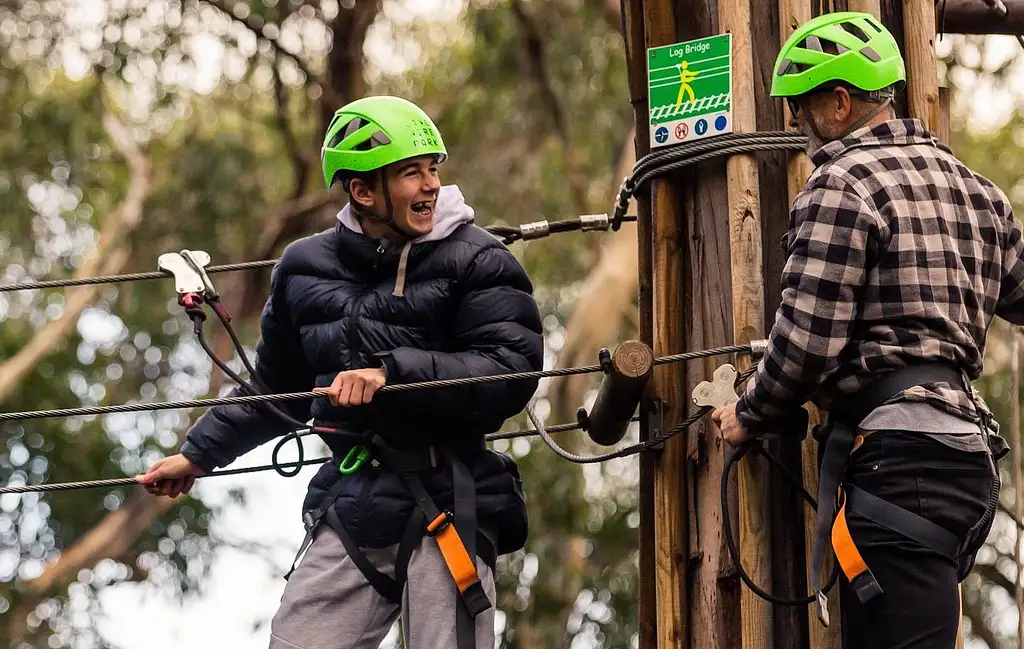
xmin=0 ymin=344 xmax=753 ymax=423
xmin=0 ymin=215 xmax=637 ymax=294
xmin=530 ymin=366 xmax=757 ymax=464
xmin=611 ymin=131 xmax=807 ymax=228
xmin=0 ymin=417 xmax=622 ymax=495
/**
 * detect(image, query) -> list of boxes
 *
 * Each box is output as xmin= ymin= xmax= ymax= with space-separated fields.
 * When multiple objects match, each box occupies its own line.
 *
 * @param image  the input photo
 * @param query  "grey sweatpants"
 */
xmin=269 ymin=516 xmax=496 ymax=649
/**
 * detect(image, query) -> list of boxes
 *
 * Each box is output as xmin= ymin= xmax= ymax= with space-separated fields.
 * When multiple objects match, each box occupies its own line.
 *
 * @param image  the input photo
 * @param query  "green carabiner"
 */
xmin=339 ymin=445 xmax=370 ymax=474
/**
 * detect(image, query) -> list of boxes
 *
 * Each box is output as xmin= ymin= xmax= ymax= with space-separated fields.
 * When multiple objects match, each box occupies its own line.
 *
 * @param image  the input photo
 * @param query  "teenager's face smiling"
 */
xmin=381 ymin=156 xmax=441 ymax=237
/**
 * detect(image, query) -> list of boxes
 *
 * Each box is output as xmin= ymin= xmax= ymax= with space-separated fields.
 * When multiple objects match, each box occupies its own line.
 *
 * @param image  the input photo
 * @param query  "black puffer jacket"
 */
xmin=180 ymin=186 xmax=544 ymax=552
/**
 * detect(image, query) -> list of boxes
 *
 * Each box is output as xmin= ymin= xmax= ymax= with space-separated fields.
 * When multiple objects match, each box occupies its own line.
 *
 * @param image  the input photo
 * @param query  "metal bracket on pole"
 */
xmin=692 ymin=363 xmax=740 ymax=410
xmin=644 ymin=397 xmax=666 ymax=451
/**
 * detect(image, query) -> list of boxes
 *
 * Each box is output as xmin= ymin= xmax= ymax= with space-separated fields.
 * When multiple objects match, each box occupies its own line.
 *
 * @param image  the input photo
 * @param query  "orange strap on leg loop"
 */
xmin=427 ymin=512 xmax=481 ymax=596
xmin=832 ymin=489 xmax=884 ymax=604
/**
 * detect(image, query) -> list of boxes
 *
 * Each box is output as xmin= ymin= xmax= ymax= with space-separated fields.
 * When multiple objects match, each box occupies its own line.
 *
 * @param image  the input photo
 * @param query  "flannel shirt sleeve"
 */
xmin=735 ymin=173 xmax=881 ymax=435
xmin=997 ymin=204 xmax=1024 ymax=325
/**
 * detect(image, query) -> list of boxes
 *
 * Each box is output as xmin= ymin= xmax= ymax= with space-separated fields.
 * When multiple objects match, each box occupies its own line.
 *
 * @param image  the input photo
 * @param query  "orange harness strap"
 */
xmin=427 ymin=513 xmax=483 ymax=597
xmin=828 ymin=434 xmax=885 ymax=604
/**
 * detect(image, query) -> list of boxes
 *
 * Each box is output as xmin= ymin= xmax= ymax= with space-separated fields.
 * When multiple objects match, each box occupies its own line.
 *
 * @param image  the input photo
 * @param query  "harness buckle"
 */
xmin=426 ymin=511 xmax=454 ymax=537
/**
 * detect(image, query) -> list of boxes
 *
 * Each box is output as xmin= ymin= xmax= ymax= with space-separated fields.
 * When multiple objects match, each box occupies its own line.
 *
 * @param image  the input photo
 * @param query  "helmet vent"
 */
xmin=782 ymin=60 xmax=813 ymax=75
xmin=859 ymin=46 xmax=881 ymax=62
xmin=839 ymin=21 xmax=871 ymax=44
xmin=352 ymin=130 xmax=392 ymax=151
xmin=799 ymin=35 xmax=843 ymax=56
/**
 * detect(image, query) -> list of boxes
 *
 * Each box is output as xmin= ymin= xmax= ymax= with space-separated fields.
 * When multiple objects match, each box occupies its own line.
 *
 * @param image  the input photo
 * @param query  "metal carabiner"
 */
xmin=338 ymin=445 xmax=370 ymax=474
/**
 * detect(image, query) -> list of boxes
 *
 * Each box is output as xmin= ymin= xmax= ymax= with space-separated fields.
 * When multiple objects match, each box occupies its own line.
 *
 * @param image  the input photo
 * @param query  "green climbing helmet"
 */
xmin=771 ymin=11 xmax=906 ymax=97
xmin=321 ymin=95 xmax=448 ymax=188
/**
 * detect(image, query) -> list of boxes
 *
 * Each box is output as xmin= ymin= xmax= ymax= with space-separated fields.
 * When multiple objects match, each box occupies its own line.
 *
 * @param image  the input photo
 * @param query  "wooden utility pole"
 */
xmin=1014 ymin=331 xmax=1024 ymax=649
xmin=623 ymin=1 xmax=1015 ymax=648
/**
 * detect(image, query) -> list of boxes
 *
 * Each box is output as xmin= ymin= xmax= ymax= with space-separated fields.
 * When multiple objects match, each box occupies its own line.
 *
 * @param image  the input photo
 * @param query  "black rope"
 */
xmin=612 ymin=131 xmax=807 ymax=227
xmin=0 ymin=416 xmax=624 ymax=495
xmin=0 ymin=216 xmax=638 ymax=294
xmin=0 ymin=457 xmax=333 ymax=495
xmin=722 ymin=439 xmax=841 ymax=604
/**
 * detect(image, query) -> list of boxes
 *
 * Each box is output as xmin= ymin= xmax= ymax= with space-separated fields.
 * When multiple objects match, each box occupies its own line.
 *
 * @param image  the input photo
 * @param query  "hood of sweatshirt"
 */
xmin=336 ymin=184 xmax=476 ymax=296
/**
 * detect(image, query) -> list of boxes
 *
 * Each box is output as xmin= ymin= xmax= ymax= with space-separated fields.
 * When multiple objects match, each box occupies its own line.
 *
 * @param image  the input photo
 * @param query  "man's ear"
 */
xmin=348 ymin=177 xmax=376 ymax=209
xmin=833 ymin=85 xmax=854 ymax=122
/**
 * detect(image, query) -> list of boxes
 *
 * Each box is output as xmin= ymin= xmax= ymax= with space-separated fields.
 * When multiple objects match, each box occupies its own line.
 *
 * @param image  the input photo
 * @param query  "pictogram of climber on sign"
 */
xmin=675 ymin=60 xmax=700 ymax=109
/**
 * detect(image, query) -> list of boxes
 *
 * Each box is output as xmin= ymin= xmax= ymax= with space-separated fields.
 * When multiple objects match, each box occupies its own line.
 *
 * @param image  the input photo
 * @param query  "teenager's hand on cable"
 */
xmin=314 ymin=368 xmax=387 ymax=407
xmin=135 ymin=454 xmax=205 ymax=498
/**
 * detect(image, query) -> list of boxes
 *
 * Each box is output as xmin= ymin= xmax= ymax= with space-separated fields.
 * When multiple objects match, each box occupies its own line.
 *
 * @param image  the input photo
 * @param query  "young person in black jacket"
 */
xmin=137 ymin=95 xmax=545 ymax=649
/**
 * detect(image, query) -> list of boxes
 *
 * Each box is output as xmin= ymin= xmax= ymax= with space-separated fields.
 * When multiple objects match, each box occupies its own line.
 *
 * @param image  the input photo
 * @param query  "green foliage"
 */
xmin=0 ymin=1 xmax=641 ymax=647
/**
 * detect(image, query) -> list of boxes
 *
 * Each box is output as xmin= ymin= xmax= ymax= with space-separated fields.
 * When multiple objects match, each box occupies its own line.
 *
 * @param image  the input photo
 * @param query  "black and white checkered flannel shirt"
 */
xmin=736 ymin=118 xmax=1024 ymax=434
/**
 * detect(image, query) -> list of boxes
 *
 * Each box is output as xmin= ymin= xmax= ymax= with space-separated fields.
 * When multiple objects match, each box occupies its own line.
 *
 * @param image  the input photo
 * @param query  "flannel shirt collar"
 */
xmin=809 ymin=118 xmax=943 ymax=168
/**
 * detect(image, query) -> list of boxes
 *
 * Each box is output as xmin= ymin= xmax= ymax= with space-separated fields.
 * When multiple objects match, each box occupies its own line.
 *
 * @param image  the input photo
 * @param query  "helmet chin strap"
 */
xmin=355 ymin=170 xmax=417 ymax=241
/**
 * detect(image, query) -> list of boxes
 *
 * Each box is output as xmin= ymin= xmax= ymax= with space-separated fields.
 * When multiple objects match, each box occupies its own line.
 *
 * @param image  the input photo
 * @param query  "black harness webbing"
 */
xmin=810 ymin=362 xmax=999 ymax=628
xmin=286 ymin=441 xmax=495 ymax=649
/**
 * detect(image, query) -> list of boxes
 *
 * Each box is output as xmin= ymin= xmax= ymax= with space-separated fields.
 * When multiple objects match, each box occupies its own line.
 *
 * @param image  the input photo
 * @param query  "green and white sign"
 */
xmin=647 ymin=34 xmax=733 ymax=149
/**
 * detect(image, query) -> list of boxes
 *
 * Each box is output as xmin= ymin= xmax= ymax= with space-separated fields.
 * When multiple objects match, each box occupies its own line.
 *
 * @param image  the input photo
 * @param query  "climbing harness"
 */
xmin=161 ymin=249 xmax=494 ymax=649
xmin=288 ymin=437 xmax=494 ymax=649
xmin=808 ymin=363 xmax=1005 ymax=626
xmin=699 ymin=360 xmax=1007 ymax=627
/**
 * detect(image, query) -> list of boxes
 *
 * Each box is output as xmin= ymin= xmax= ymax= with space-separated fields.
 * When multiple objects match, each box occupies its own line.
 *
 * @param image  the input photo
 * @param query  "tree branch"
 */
xmin=9 ymin=188 xmax=340 ymax=640
xmin=200 ymin=0 xmax=343 ymax=108
xmin=509 ymin=0 xmax=589 ymax=216
xmin=234 ymin=186 xmax=343 ymax=320
xmin=273 ymin=51 xmax=313 ymax=200
xmin=0 ymin=104 xmax=151 ymax=401
xmin=597 ymin=0 xmax=622 ymax=31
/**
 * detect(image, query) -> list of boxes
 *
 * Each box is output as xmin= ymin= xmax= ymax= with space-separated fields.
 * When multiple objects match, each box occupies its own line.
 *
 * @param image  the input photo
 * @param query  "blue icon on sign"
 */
xmin=715 ymin=115 xmax=728 ymax=131
xmin=695 ymin=119 xmax=708 ymax=136
xmin=655 ymin=126 xmax=669 ymax=143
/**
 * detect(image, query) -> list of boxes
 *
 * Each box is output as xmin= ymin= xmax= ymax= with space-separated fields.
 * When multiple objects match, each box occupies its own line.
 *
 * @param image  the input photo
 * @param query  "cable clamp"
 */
xmin=519 ymin=220 xmax=550 ymax=240
xmin=579 ymin=213 xmax=610 ymax=232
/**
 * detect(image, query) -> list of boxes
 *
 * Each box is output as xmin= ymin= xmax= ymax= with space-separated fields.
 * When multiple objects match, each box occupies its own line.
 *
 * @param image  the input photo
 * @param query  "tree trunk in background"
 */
xmin=549 ymin=127 xmax=639 ymax=422
xmin=9 ymin=10 xmax=378 ymax=642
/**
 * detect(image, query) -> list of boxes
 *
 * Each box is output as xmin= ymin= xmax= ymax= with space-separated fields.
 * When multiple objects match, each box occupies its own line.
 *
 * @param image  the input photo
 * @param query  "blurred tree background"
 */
xmin=0 ymin=1 xmax=1023 ymax=648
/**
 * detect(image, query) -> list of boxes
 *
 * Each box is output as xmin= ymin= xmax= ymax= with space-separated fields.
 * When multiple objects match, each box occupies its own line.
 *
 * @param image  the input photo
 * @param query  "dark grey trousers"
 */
xmin=269 ymin=523 xmax=496 ymax=649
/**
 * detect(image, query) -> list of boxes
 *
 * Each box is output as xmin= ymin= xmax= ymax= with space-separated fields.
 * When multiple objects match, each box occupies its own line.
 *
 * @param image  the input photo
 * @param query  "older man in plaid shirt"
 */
xmin=712 ymin=12 xmax=1016 ymax=649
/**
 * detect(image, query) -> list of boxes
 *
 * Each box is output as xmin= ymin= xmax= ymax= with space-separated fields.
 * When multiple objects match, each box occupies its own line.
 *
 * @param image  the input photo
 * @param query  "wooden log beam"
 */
xmin=620 ymin=0 xmax=657 ymax=647
xmin=849 ymin=0 xmax=882 ymax=16
xmin=1014 ymin=331 xmax=1024 ymax=649
xmin=579 ymin=340 xmax=654 ymax=445
xmin=777 ymin=0 xmax=846 ymax=643
xmin=905 ymin=0 xmax=941 ymax=131
xmin=751 ymin=2 xmax=809 ymax=647
xmin=671 ymin=2 xmax=741 ymax=647
xmin=717 ymin=1 xmax=772 ymax=649
xmin=940 ymin=0 xmax=1024 ymax=35
xmin=640 ymin=0 xmax=693 ymax=646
